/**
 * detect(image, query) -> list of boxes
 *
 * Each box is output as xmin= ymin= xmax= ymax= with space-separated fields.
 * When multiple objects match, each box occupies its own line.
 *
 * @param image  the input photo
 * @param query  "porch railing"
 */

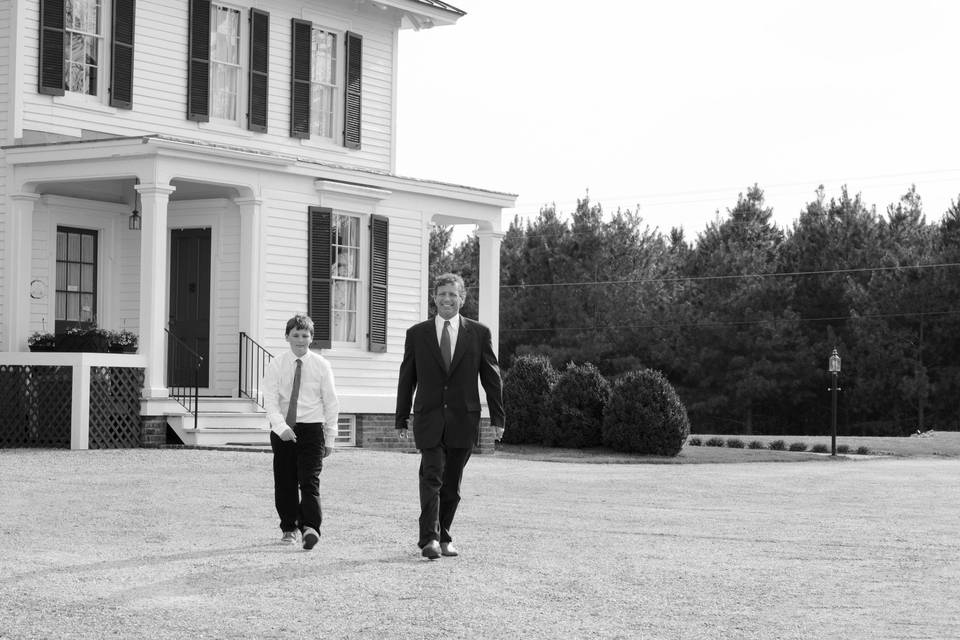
xmin=165 ymin=328 xmax=203 ymax=430
xmin=238 ymin=332 xmax=274 ymax=408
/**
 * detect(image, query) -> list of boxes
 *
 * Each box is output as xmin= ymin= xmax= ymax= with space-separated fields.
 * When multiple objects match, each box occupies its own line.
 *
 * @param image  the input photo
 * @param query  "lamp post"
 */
xmin=828 ymin=347 xmax=841 ymax=456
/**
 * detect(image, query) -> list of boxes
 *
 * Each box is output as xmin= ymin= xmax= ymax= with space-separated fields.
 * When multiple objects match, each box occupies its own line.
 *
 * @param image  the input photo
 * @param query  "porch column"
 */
xmin=137 ymin=183 xmax=176 ymax=398
xmin=235 ymin=197 xmax=262 ymax=341
xmin=476 ymin=229 xmax=504 ymax=352
xmin=5 ymin=193 xmax=40 ymax=351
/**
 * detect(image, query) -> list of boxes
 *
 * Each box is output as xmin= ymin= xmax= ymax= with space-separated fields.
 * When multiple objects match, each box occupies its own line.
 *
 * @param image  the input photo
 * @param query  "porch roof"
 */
xmin=2 ymin=134 xmax=517 ymax=209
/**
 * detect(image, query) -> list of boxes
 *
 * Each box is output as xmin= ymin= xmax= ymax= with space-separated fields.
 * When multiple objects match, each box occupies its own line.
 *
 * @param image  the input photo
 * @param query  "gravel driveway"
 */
xmin=1 ymin=448 xmax=958 ymax=639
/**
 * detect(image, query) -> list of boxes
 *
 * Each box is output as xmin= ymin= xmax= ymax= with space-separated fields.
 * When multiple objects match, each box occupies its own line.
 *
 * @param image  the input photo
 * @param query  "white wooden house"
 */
xmin=0 ymin=0 xmax=514 ymax=450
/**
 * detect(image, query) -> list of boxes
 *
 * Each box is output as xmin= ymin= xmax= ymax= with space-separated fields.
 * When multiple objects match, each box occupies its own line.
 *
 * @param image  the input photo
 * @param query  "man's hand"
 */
xmin=278 ymin=425 xmax=297 ymax=442
xmin=397 ymin=428 xmax=409 ymax=440
xmin=322 ymin=446 xmax=333 ymax=459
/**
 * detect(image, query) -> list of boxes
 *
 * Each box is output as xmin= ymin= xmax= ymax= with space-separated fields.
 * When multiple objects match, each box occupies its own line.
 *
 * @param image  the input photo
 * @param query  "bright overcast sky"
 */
xmin=396 ymin=0 xmax=960 ymax=238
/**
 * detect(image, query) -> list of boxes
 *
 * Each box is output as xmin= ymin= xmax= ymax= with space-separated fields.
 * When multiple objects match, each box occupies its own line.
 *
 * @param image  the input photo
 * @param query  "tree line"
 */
xmin=432 ymin=184 xmax=960 ymax=436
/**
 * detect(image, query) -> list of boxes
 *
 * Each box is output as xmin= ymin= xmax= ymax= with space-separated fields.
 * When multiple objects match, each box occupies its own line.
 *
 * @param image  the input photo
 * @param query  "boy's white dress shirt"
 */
xmin=262 ymin=349 xmax=339 ymax=446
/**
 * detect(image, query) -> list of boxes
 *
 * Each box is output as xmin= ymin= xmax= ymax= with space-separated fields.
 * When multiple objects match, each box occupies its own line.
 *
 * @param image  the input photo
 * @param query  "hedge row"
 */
xmin=502 ymin=355 xmax=690 ymax=456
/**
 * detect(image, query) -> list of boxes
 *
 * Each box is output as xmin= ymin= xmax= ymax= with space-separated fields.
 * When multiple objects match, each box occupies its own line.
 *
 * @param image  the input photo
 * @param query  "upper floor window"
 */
xmin=38 ymin=0 xmax=135 ymax=108
xmin=210 ymin=3 xmax=241 ymax=121
xmin=310 ymin=28 xmax=339 ymax=140
xmin=291 ymin=20 xmax=361 ymax=149
xmin=188 ymin=1 xmax=269 ymax=131
xmin=64 ymin=0 xmax=102 ymax=95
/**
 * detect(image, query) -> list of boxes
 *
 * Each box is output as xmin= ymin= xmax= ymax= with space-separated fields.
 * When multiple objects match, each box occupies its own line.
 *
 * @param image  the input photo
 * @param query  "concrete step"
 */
xmin=168 ymin=411 xmax=270 ymax=447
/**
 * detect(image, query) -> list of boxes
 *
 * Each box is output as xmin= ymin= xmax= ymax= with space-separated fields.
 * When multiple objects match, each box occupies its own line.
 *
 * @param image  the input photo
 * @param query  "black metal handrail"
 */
xmin=165 ymin=328 xmax=203 ymax=430
xmin=238 ymin=332 xmax=274 ymax=408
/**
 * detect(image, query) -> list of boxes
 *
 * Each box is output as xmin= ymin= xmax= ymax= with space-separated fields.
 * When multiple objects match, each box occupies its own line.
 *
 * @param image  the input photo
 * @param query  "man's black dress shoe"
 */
xmin=421 ymin=540 xmax=441 ymax=560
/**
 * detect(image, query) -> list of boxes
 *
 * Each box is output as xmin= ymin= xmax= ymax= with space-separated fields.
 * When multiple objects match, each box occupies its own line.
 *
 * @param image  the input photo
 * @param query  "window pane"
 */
xmin=80 ymin=294 xmax=95 ymax=323
xmin=67 ymin=263 xmax=81 ymax=290
xmin=57 ymin=233 xmax=68 ymax=261
xmin=81 ymin=234 xmax=95 ymax=262
xmin=81 ymin=264 xmax=94 ymax=291
xmin=67 ymin=233 xmax=80 ymax=261
xmin=56 ymin=262 xmax=67 ymax=289
xmin=56 ymin=293 xmax=67 ymax=321
xmin=66 ymin=292 xmax=80 ymax=321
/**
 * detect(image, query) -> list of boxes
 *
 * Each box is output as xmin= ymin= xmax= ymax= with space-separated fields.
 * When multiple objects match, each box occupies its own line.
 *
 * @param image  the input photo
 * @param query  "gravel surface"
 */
xmin=1 ymin=447 xmax=959 ymax=639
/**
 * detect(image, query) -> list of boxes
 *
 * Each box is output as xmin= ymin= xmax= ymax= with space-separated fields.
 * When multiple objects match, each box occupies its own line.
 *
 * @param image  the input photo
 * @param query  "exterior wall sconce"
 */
xmin=129 ymin=184 xmax=141 ymax=230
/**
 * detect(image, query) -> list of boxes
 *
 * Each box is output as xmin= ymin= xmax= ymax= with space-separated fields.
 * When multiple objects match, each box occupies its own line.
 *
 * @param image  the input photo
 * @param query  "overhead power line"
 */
xmin=499 ymin=308 xmax=960 ymax=335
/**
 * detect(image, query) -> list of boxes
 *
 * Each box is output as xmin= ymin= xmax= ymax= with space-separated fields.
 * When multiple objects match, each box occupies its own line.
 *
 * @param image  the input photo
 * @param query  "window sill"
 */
xmin=197 ymin=120 xmax=256 ymax=138
xmin=52 ymin=94 xmax=118 ymax=115
xmin=299 ymin=137 xmax=349 ymax=156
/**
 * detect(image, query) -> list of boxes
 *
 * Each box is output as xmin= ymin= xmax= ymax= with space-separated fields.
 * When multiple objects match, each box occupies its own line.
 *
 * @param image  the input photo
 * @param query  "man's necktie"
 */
xmin=441 ymin=321 xmax=452 ymax=371
xmin=285 ymin=358 xmax=302 ymax=426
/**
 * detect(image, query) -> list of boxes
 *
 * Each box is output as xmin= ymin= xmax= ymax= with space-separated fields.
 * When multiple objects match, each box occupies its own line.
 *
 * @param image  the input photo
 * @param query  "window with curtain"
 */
xmin=210 ymin=3 xmax=241 ymax=120
xmin=332 ymin=214 xmax=359 ymax=342
xmin=64 ymin=0 xmax=102 ymax=95
xmin=55 ymin=227 xmax=98 ymax=333
xmin=310 ymin=27 xmax=339 ymax=140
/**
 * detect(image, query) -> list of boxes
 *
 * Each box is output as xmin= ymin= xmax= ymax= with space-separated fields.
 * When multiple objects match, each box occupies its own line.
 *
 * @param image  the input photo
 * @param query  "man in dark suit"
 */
xmin=396 ymin=272 xmax=505 ymax=560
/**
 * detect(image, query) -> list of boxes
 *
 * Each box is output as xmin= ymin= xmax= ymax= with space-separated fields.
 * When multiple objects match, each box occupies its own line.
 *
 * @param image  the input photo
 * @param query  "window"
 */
xmin=38 ymin=0 xmax=135 ymax=107
xmin=188 ymin=2 xmax=269 ymax=130
xmin=64 ymin=0 xmax=102 ymax=95
xmin=55 ymin=227 xmax=98 ymax=333
xmin=307 ymin=207 xmax=387 ymax=351
xmin=310 ymin=28 xmax=338 ymax=140
xmin=290 ymin=20 xmax=361 ymax=148
xmin=332 ymin=215 xmax=359 ymax=342
xmin=209 ymin=4 xmax=241 ymax=121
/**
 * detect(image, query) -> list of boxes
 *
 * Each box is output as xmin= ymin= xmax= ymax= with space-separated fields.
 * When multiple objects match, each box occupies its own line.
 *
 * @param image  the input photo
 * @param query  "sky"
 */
xmin=395 ymin=0 xmax=960 ymax=239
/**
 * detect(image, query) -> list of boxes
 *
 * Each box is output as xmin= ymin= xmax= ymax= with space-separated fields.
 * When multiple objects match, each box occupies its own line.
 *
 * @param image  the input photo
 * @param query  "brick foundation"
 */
xmin=357 ymin=414 xmax=498 ymax=454
xmin=141 ymin=416 xmax=168 ymax=448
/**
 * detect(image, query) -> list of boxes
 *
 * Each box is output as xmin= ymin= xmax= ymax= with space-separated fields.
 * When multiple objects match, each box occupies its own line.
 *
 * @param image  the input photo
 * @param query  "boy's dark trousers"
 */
xmin=270 ymin=422 xmax=326 ymax=533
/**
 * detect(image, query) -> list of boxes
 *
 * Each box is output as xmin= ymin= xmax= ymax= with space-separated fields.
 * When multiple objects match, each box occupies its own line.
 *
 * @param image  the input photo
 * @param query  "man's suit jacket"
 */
xmin=395 ymin=316 xmax=505 ymax=449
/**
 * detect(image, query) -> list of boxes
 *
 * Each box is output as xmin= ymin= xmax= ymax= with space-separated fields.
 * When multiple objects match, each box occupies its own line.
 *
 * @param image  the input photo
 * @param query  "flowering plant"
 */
xmin=28 ymin=331 xmax=56 ymax=348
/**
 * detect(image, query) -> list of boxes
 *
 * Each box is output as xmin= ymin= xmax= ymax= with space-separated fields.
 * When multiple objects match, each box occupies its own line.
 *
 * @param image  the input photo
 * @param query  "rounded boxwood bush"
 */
xmin=502 ymin=354 xmax=559 ymax=445
xmin=602 ymin=368 xmax=690 ymax=456
xmin=543 ymin=362 xmax=610 ymax=448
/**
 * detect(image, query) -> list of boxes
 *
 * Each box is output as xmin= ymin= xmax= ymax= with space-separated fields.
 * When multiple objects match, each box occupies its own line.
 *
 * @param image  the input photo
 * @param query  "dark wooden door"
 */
xmin=168 ymin=228 xmax=211 ymax=388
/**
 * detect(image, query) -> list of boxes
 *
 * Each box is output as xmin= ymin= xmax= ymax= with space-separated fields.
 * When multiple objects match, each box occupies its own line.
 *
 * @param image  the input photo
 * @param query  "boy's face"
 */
xmin=286 ymin=328 xmax=312 ymax=357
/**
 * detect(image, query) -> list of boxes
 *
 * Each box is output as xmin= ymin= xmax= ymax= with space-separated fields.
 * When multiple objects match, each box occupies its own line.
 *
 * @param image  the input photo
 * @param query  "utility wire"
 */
xmin=499 ymin=308 xmax=960 ymax=334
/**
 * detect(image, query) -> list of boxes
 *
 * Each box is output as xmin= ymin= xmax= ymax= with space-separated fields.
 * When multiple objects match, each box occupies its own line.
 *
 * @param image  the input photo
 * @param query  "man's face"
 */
xmin=434 ymin=283 xmax=463 ymax=320
xmin=286 ymin=328 xmax=312 ymax=357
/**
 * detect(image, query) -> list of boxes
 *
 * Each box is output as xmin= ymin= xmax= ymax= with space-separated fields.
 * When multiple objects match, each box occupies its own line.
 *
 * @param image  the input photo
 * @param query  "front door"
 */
xmin=168 ymin=228 xmax=211 ymax=388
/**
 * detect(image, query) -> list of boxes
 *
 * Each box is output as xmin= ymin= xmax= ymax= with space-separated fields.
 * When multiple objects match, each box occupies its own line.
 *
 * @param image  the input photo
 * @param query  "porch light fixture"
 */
xmin=129 ymin=184 xmax=141 ymax=231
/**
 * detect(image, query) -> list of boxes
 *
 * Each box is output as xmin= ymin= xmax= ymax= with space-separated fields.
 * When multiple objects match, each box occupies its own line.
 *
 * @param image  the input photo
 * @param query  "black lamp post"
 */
xmin=828 ymin=347 xmax=841 ymax=456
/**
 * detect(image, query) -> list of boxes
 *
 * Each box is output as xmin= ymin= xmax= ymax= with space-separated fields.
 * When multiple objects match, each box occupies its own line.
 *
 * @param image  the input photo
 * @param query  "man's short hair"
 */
xmin=285 ymin=314 xmax=315 ymax=337
xmin=433 ymin=273 xmax=467 ymax=300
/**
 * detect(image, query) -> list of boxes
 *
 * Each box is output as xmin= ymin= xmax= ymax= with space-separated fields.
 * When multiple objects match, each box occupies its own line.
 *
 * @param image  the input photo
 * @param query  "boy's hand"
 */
xmin=278 ymin=426 xmax=297 ymax=442
xmin=322 ymin=446 xmax=333 ymax=459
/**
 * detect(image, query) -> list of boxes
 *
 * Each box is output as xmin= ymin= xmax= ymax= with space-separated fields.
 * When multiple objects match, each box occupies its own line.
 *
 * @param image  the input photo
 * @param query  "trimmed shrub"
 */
xmin=855 ymin=446 xmax=871 ymax=455
xmin=768 ymin=440 xmax=787 ymax=451
xmin=811 ymin=444 xmax=829 ymax=454
xmin=544 ymin=362 xmax=610 ymax=448
xmin=726 ymin=438 xmax=745 ymax=449
xmin=688 ymin=437 xmax=702 ymax=446
xmin=836 ymin=444 xmax=851 ymax=454
xmin=705 ymin=437 xmax=726 ymax=447
xmin=788 ymin=442 xmax=808 ymax=452
xmin=748 ymin=440 xmax=765 ymax=449
xmin=501 ymin=354 xmax=559 ymax=445
xmin=602 ymin=368 xmax=690 ymax=456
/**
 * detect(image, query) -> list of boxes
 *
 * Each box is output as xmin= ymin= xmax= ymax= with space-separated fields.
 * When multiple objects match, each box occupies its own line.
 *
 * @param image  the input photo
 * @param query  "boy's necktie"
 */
xmin=441 ymin=321 xmax=452 ymax=370
xmin=286 ymin=359 xmax=302 ymax=426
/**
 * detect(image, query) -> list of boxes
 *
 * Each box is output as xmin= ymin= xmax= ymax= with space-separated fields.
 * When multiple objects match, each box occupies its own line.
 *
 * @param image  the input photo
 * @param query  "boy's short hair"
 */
xmin=285 ymin=314 xmax=315 ymax=336
xmin=433 ymin=273 xmax=467 ymax=300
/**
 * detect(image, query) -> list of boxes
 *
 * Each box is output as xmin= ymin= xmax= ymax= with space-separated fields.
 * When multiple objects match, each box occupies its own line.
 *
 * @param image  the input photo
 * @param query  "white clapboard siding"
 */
xmin=18 ymin=0 xmax=398 ymax=173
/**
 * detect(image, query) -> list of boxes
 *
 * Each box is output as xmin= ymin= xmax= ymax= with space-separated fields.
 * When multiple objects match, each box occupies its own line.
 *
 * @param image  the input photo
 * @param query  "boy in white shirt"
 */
xmin=262 ymin=314 xmax=339 ymax=550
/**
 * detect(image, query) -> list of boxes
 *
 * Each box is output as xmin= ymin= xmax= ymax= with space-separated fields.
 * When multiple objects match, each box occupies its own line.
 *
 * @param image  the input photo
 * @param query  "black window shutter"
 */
xmin=247 ymin=9 xmax=269 ymax=132
xmin=368 ymin=215 xmax=388 ymax=353
xmin=110 ymin=0 xmax=136 ymax=109
xmin=38 ymin=0 xmax=66 ymax=96
xmin=308 ymin=207 xmax=332 ymax=349
xmin=343 ymin=31 xmax=362 ymax=149
xmin=290 ymin=19 xmax=312 ymax=138
xmin=187 ymin=0 xmax=210 ymax=121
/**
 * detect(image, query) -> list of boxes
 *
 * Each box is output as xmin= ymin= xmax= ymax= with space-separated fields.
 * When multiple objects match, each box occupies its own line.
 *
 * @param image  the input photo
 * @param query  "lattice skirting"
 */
xmin=0 ymin=365 xmax=144 ymax=449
